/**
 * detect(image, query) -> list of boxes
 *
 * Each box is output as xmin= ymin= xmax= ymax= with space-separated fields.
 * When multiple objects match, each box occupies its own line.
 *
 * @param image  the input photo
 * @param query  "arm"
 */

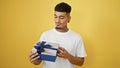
xmin=29 ymin=51 xmax=42 ymax=65
xmin=67 ymin=54 xmax=84 ymax=66
xmin=58 ymin=47 xmax=84 ymax=66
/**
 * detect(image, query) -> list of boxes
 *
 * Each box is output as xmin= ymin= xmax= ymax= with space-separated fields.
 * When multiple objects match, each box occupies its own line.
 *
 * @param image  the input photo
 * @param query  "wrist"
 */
xmin=67 ymin=54 xmax=73 ymax=61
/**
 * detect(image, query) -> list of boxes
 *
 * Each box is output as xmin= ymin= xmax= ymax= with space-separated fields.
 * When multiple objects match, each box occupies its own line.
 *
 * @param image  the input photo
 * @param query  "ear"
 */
xmin=68 ymin=16 xmax=71 ymax=23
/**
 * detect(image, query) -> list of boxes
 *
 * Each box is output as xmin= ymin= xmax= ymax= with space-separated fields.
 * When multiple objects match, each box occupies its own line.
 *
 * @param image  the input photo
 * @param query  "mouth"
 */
xmin=55 ymin=25 xmax=62 ymax=29
xmin=55 ymin=27 xmax=62 ymax=29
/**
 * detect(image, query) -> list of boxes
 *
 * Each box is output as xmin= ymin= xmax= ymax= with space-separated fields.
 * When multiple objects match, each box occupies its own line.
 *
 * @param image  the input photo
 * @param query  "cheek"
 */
xmin=61 ymin=18 xmax=67 ymax=22
xmin=61 ymin=19 xmax=68 ymax=24
xmin=60 ymin=21 xmax=67 ymax=26
xmin=54 ymin=18 xmax=56 ymax=22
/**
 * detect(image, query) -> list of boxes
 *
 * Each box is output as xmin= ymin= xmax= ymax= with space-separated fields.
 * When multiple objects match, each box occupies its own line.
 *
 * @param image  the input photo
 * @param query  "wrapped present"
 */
xmin=32 ymin=41 xmax=59 ymax=62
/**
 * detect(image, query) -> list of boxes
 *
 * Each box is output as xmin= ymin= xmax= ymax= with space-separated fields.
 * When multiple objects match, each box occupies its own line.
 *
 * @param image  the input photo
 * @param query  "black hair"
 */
xmin=54 ymin=2 xmax=71 ymax=13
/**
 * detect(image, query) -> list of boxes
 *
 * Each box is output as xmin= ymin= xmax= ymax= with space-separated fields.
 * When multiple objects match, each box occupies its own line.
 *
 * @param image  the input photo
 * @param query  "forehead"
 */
xmin=54 ymin=11 xmax=67 ymax=16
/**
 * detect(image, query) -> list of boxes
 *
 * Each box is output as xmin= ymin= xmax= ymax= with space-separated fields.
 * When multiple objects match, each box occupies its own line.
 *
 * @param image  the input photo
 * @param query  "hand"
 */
xmin=29 ymin=51 xmax=41 ymax=65
xmin=57 ymin=47 xmax=71 ymax=59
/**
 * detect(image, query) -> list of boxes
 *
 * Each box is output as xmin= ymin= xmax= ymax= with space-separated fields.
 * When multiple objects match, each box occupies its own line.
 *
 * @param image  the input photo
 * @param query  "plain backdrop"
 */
xmin=0 ymin=0 xmax=120 ymax=68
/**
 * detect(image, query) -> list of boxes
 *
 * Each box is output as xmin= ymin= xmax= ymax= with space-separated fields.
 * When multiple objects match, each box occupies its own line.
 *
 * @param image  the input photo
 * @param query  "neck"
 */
xmin=55 ymin=27 xmax=69 ymax=32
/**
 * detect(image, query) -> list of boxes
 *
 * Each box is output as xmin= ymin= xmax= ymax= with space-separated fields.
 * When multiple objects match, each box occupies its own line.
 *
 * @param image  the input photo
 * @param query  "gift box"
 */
xmin=32 ymin=41 xmax=59 ymax=62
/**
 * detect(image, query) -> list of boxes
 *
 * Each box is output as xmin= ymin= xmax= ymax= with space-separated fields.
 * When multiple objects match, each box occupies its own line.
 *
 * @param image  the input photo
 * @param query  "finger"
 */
xmin=31 ymin=56 xmax=40 ymax=63
xmin=57 ymin=53 xmax=62 ymax=57
xmin=29 ymin=53 xmax=35 ymax=60
xmin=31 ymin=53 xmax=38 ymax=59
xmin=57 ymin=52 xmax=64 ymax=57
xmin=29 ymin=53 xmax=38 ymax=60
xmin=58 ymin=47 xmax=64 ymax=50
xmin=29 ymin=52 xmax=35 ymax=57
xmin=59 ymin=49 xmax=64 ymax=53
xmin=31 ymin=55 xmax=40 ymax=62
xmin=58 ymin=47 xmax=65 ymax=52
xmin=29 ymin=52 xmax=34 ymax=60
xmin=59 ymin=47 xmax=66 ymax=51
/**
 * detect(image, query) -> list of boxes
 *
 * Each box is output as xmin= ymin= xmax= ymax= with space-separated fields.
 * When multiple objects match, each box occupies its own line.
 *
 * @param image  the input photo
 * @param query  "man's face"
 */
xmin=54 ymin=11 xmax=71 ymax=29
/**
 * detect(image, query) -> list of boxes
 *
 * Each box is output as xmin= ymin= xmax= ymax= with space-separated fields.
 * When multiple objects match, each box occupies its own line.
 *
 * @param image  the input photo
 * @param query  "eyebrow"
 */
xmin=54 ymin=14 xmax=65 ymax=17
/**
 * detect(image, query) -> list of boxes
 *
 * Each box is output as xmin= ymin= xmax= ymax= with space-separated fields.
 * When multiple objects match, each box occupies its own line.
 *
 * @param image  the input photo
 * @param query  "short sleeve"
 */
xmin=39 ymin=32 xmax=46 ymax=41
xmin=75 ymin=37 xmax=87 ymax=57
xmin=31 ymin=32 xmax=46 ymax=52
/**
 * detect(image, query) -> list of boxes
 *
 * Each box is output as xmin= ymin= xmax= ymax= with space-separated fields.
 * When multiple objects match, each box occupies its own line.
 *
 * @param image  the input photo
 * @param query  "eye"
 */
xmin=54 ymin=16 xmax=57 ymax=18
xmin=60 ymin=16 xmax=64 ymax=19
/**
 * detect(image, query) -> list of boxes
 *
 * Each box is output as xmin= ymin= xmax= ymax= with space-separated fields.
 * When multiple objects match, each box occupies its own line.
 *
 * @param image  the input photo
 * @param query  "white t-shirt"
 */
xmin=39 ymin=28 xmax=87 ymax=68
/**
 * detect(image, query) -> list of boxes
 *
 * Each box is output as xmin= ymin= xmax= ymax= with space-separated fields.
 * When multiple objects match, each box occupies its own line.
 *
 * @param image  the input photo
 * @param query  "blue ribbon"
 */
xmin=34 ymin=42 xmax=57 ymax=54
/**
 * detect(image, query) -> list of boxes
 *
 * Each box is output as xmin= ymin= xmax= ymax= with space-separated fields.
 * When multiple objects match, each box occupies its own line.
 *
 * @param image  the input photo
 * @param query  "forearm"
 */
xmin=67 ymin=54 xmax=84 ymax=66
xmin=58 ymin=47 xmax=85 ymax=66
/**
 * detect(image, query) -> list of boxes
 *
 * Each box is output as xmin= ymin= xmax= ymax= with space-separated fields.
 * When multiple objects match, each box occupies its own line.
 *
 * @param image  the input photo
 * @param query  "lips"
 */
xmin=55 ymin=25 xmax=62 ymax=29
xmin=57 ymin=25 xmax=60 ymax=26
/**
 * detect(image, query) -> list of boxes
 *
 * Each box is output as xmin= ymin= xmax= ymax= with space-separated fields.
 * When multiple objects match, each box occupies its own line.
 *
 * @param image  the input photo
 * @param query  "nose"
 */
xmin=55 ymin=18 xmax=60 ymax=23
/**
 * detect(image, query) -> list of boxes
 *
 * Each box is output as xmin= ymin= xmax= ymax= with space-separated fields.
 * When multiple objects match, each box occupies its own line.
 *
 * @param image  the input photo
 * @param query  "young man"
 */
xmin=29 ymin=2 xmax=87 ymax=68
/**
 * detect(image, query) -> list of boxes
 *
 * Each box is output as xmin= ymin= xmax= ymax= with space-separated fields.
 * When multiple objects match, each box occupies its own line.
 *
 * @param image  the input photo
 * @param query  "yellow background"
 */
xmin=0 ymin=0 xmax=120 ymax=68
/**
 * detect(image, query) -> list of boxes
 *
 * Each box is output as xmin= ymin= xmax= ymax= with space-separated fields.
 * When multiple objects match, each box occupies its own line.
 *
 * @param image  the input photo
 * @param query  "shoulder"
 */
xmin=41 ymin=29 xmax=54 ymax=36
xmin=69 ymin=30 xmax=82 ymax=39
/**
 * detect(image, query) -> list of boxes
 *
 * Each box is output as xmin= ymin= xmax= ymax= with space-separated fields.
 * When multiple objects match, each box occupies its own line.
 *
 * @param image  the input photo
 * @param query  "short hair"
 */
xmin=54 ymin=2 xmax=71 ymax=13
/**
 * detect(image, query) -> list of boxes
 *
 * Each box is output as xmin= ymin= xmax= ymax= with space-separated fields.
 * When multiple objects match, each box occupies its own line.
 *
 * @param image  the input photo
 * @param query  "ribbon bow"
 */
xmin=34 ymin=41 xmax=57 ymax=54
